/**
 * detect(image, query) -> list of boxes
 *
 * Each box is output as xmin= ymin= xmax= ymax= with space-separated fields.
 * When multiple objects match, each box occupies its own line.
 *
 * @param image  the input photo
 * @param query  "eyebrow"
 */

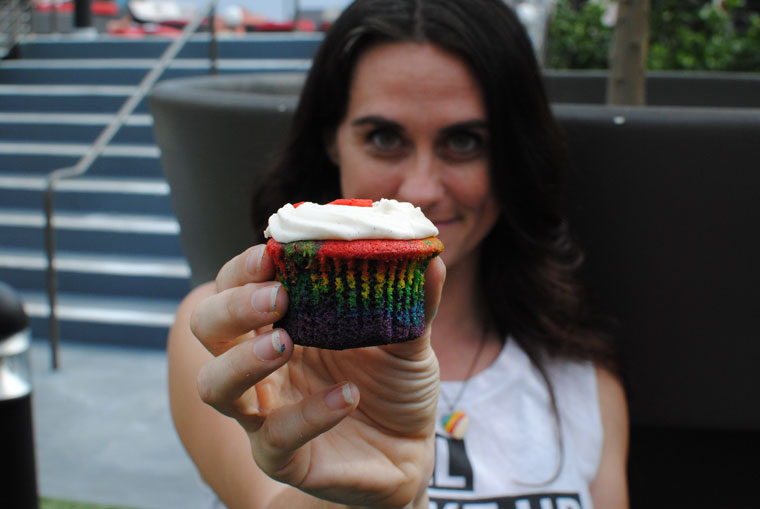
xmin=351 ymin=116 xmax=488 ymax=133
xmin=440 ymin=119 xmax=489 ymax=135
xmin=351 ymin=116 xmax=403 ymax=130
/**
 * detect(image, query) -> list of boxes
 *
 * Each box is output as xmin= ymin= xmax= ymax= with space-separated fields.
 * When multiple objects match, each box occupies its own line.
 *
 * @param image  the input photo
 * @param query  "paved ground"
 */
xmin=31 ymin=340 xmax=214 ymax=509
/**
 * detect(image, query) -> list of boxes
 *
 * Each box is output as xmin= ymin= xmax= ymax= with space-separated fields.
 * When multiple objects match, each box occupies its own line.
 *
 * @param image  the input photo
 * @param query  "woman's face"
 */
xmin=332 ymin=42 xmax=501 ymax=269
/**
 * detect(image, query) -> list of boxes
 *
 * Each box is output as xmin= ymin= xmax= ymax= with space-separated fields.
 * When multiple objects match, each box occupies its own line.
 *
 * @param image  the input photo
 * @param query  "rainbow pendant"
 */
xmin=441 ymin=410 xmax=469 ymax=440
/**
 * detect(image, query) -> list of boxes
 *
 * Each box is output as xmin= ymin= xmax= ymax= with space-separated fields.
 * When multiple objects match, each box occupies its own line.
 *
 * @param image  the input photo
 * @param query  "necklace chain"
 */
xmin=438 ymin=327 xmax=489 ymax=413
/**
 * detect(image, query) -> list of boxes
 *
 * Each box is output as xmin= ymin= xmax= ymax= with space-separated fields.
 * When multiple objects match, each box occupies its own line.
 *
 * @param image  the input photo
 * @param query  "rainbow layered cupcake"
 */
xmin=264 ymin=199 xmax=443 ymax=349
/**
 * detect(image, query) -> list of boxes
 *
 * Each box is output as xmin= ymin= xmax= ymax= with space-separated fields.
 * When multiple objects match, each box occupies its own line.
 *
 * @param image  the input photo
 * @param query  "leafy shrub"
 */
xmin=547 ymin=0 xmax=760 ymax=71
xmin=547 ymin=0 xmax=612 ymax=69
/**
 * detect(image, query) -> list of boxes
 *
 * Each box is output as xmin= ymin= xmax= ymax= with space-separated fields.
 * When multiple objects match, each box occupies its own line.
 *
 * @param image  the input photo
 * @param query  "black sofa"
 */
xmin=149 ymin=74 xmax=760 ymax=507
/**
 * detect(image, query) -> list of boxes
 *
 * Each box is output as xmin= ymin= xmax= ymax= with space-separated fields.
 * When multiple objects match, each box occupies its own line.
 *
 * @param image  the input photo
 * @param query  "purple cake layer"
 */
xmin=267 ymin=237 xmax=442 ymax=349
xmin=279 ymin=305 xmax=425 ymax=349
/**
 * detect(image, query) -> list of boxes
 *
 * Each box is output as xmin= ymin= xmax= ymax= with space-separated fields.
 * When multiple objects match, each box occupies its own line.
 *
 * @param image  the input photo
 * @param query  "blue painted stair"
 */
xmin=0 ymin=33 xmax=320 ymax=348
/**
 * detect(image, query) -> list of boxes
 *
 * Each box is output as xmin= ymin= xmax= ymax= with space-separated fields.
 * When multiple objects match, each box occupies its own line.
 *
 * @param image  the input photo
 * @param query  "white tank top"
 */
xmin=429 ymin=338 xmax=602 ymax=509
xmin=202 ymin=338 xmax=602 ymax=509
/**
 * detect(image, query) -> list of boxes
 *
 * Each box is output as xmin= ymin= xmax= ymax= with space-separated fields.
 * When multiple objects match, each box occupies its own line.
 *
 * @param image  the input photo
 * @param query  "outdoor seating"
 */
xmin=149 ymin=73 xmax=760 ymax=506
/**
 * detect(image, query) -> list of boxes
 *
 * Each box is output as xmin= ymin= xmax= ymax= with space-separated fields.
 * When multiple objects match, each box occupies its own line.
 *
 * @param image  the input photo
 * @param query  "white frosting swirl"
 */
xmin=264 ymin=199 xmax=439 ymax=243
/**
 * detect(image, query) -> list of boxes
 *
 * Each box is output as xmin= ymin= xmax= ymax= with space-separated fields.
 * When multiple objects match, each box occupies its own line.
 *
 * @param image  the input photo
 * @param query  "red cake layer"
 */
xmin=267 ymin=237 xmax=443 ymax=261
xmin=318 ymin=237 xmax=443 ymax=260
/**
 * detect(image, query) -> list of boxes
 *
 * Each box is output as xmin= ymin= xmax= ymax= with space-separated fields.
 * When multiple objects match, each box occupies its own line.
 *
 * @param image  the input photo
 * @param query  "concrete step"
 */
xmin=0 ymin=84 xmax=145 ymax=114
xmin=0 ymin=35 xmax=318 ymax=350
xmin=0 ymin=142 xmax=162 ymax=177
xmin=17 ymin=33 xmax=322 ymax=59
xmin=0 ymin=174 xmax=173 ymax=214
xmin=0 ymin=208 xmax=183 ymax=256
xmin=21 ymin=290 xmax=178 ymax=347
xmin=0 ymin=58 xmax=311 ymax=85
xmin=0 ymin=248 xmax=190 ymax=299
xmin=0 ymin=112 xmax=155 ymax=144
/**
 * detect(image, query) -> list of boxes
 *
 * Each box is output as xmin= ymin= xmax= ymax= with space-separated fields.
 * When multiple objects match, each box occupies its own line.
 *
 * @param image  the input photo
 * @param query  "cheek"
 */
xmin=339 ymin=161 xmax=399 ymax=200
xmin=334 ymin=130 xmax=392 ymax=199
xmin=474 ymin=181 xmax=502 ymax=235
xmin=340 ymin=166 xmax=369 ymax=199
xmin=480 ymin=194 xmax=501 ymax=233
xmin=451 ymin=170 xmax=501 ymax=247
xmin=448 ymin=165 xmax=494 ymax=209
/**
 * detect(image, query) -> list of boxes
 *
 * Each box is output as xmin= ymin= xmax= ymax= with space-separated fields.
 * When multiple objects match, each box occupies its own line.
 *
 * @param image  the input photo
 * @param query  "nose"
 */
xmin=395 ymin=150 xmax=444 ymax=210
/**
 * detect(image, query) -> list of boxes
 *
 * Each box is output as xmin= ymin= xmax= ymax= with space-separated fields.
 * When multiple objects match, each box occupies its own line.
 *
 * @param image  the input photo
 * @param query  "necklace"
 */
xmin=439 ymin=328 xmax=489 ymax=440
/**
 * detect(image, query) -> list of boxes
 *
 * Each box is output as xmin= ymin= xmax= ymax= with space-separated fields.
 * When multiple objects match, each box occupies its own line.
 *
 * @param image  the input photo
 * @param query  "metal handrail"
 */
xmin=43 ymin=0 xmax=220 ymax=369
xmin=0 ymin=0 xmax=32 ymax=57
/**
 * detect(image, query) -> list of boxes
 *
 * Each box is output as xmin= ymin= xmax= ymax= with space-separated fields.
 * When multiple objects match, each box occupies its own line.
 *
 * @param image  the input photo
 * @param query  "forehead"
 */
xmin=345 ymin=42 xmax=486 ymax=123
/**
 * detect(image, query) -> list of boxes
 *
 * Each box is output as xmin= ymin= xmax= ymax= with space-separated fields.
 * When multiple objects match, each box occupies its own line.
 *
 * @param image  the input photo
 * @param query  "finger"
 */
xmin=190 ymin=281 xmax=288 ymax=350
xmin=216 ymin=244 xmax=276 ymax=293
xmin=197 ymin=328 xmax=293 ymax=417
xmin=379 ymin=256 xmax=445 ymax=361
xmin=252 ymin=382 xmax=360 ymax=480
xmin=423 ymin=256 xmax=446 ymax=327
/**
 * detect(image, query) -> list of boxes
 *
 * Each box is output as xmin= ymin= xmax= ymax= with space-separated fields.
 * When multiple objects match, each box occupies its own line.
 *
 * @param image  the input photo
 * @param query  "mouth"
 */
xmin=432 ymin=218 xmax=458 ymax=231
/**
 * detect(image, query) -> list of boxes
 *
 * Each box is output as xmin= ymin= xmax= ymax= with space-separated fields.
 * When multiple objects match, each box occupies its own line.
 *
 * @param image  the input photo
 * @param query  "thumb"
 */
xmin=378 ymin=255 xmax=444 ymax=360
xmin=424 ymin=256 xmax=446 ymax=327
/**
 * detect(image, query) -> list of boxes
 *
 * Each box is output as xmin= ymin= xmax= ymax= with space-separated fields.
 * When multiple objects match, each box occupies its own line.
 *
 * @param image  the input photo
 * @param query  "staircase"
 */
xmin=0 ymin=33 xmax=320 ymax=348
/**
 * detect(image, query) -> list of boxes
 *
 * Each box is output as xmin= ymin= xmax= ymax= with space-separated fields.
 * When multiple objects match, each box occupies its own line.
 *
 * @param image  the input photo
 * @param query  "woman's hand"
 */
xmin=190 ymin=244 xmax=445 ymax=508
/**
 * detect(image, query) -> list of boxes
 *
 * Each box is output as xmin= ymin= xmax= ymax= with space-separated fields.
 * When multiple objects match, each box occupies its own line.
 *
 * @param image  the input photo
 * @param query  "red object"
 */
xmin=318 ymin=237 xmax=443 ymax=259
xmin=34 ymin=0 xmax=119 ymax=15
xmin=292 ymin=201 xmax=305 ymax=208
xmin=108 ymin=22 xmax=182 ymax=37
xmin=33 ymin=1 xmax=73 ymax=12
xmin=327 ymin=199 xmax=373 ymax=207
xmin=267 ymin=237 xmax=443 ymax=261
xmin=248 ymin=19 xmax=316 ymax=32
xmin=92 ymin=1 xmax=119 ymax=16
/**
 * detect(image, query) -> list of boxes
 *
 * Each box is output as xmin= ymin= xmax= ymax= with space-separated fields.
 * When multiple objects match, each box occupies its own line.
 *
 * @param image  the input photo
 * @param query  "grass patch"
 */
xmin=41 ymin=497 xmax=139 ymax=509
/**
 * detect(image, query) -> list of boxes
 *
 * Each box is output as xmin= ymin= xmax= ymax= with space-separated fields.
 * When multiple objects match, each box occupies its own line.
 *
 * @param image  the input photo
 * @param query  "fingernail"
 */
xmin=251 ymin=284 xmax=280 ymax=313
xmin=254 ymin=330 xmax=286 ymax=361
xmin=246 ymin=245 xmax=266 ymax=275
xmin=325 ymin=383 xmax=355 ymax=410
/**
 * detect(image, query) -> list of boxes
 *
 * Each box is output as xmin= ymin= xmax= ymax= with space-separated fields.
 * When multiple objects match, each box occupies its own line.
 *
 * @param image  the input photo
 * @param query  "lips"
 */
xmin=431 ymin=218 xmax=458 ymax=229
xmin=430 ymin=217 xmax=453 ymax=222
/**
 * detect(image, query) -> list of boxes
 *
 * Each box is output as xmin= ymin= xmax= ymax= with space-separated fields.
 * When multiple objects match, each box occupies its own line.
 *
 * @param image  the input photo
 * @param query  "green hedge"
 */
xmin=547 ymin=0 xmax=760 ymax=71
xmin=41 ymin=497 xmax=137 ymax=509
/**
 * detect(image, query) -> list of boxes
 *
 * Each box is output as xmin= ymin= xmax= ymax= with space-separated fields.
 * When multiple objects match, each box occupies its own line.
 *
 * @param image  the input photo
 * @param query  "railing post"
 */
xmin=51 ymin=1 xmax=58 ymax=34
xmin=209 ymin=4 xmax=218 ymax=75
xmin=292 ymin=0 xmax=300 ymax=30
xmin=43 ymin=180 xmax=61 ymax=370
xmin=74 ymin=0 xmax=91 ymax=29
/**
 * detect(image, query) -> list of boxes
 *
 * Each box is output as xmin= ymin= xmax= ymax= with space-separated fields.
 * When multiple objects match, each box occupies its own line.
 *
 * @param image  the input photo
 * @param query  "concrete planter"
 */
xmin=544 ymin=69 xmax=760 ymax=107
xmin=149 ymin=73 xmax=304 ymax=287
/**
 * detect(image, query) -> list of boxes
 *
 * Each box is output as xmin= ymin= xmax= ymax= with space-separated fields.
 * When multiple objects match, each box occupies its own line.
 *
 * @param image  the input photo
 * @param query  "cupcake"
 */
xmin=264 ymin=198 xmax=443 ymax=349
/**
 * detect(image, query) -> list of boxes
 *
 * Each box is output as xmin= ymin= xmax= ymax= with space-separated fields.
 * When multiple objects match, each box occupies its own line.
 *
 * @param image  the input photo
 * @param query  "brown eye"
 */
xmin=446 ymin=133 xmax=481 ymax=155
xmin=443 ymin=132 xmax=483 ymax=159
xmin=368 ymin=129 xmax=403 ymax=152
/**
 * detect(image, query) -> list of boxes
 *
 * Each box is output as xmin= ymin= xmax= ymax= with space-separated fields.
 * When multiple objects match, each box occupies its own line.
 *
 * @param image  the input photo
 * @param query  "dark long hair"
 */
xmin=253 ymin=0 xmax=617 ymax=374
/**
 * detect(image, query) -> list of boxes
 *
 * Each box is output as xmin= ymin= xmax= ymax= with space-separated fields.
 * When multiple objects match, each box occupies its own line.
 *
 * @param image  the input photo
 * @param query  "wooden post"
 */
xmin=607 ymin=0 xmax=650 ymax=105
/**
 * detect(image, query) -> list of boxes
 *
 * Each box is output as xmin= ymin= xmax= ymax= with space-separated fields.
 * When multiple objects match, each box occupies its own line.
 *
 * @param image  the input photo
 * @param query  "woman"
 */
xmin=168 ymin=0 xmax=629 ymax=507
